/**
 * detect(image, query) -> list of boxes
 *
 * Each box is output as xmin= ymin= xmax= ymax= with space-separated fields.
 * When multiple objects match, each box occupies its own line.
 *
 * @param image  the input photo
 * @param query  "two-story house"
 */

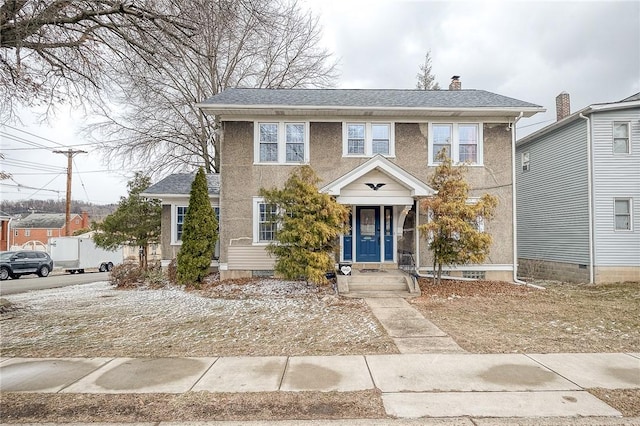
xmin=516 ymin=93 xmax=640 ymax=284
xmin=10 ymin=212 xmax=89 ymax=249
xmin=196 ymin=79 xmax=544 ymax=283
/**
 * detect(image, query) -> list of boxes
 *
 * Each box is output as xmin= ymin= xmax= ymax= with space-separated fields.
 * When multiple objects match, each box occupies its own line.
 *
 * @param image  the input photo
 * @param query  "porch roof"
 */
xmin=321 ymin=155 xmax=435 ymax=204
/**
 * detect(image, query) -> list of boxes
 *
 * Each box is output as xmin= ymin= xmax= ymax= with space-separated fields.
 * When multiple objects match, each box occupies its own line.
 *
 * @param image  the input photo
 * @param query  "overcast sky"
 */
xmin=2 ymin=0 xmax=639 ymax=206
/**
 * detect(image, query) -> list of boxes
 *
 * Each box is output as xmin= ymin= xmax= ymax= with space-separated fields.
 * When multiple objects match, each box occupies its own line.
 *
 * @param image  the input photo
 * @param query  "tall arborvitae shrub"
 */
xmin=260 ymin=166 xmax=350 ymax=284
xmin=176 ymin=167 xmax=218 ymax=287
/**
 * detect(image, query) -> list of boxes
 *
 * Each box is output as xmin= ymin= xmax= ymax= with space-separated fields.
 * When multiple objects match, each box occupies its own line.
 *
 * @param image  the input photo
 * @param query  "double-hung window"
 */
xmin=175 ymin=206 xmax=187 ymax=242
xmin=255 ymin=122 xmax=308 ymax=164
xmin=253 ymin=198 xmax=278 ymax=243
xmin=343 ymin=122 xmax=394 ymax=157
xmin=613 ymin=122 xmax=630 ymax=154
xmin=614 ymin=198 xmax=632 ymax=231
xmin=429 ymin=122 xmax=483 ymax=165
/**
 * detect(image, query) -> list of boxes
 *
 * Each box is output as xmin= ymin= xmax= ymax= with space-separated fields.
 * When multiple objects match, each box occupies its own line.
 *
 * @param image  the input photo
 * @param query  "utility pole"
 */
xmin=53 ymin=149 xmax=87 ymax=236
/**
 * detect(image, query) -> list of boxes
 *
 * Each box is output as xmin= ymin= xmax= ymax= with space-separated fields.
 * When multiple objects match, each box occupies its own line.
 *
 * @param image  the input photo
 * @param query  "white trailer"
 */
xmin=49 ymin=236 xmax=123 ymax=274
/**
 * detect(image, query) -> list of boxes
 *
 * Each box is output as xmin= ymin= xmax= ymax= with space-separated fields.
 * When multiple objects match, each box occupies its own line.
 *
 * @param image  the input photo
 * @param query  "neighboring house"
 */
xmin=0 ymin=211 xmax=12 ymax=251
xmin=195 ymin=79 xmax=544 ymax=281
xmin=10 ymin=212 xmax=89 ymax=248
xmin=141 ymin=173 xmax=220 ymax=267
xmin=516 ymin=92 xmax=640 ymax=283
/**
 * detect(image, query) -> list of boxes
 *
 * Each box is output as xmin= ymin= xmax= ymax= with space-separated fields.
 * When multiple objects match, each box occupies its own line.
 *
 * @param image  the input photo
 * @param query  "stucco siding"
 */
xmin=516 ymin=119 xmax=590 ymax=264
xmin=220 ymin=120 xmax=514 ymax=271
xmin=591 ymin=109 xmax=640 ymax=266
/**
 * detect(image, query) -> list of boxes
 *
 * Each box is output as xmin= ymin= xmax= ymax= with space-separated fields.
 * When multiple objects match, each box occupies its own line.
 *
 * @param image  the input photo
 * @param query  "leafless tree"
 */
xmin=0 ymin=0 xmax=194 ymax=121
xmin=416 ymin=50 xmax=440 ymax=90
xmin=84 ymin=0 xmax=338 ymax=175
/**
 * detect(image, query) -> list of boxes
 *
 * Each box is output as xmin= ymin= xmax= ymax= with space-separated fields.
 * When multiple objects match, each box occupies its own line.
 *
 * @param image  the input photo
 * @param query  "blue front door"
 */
xmin=356 ymin=206 xmax=380 ymax=262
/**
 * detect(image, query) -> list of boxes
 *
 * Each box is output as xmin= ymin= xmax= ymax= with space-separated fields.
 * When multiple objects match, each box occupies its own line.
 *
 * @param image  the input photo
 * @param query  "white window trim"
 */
xmin=254 ymin=122 xmax=310 ymax=165
xmin=171 ymin=203 xmax=219 ymax=244
xmin=613 ymin=121 xmax=631 ymax=155
xmin=342 ymin=122 xmax=395 ymax=157
xmin=171 ymin=205 xmax=188 ymax=245
xmin=614 ymin=197 xmax=633 ymax=232
xmin=252 ymin=197 xmax=278 ymax=245
xmin=428 ymin=122 xmax=484 ymax=166
xmin=521 ymin=151 xmax=530 ymax=172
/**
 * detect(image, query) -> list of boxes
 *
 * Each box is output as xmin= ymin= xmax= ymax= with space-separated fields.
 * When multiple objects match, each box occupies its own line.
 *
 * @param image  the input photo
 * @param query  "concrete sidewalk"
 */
xmin=2 ymin=353 xmax=638 ymax=419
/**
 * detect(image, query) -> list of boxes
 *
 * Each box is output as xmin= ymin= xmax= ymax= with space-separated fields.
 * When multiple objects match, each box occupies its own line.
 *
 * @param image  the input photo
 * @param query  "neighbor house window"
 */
xmin=24 ymin=229 xmax=30 ymax=237
xmin=614 ymin=198 xmax=631 ymax=231
xmin=613 ymin=122 xmax=630 ymax=154
xmin=343 ymin=122 xmax=394 ymax=157
xmin=522 ymin=151 xmax=530 ymax=171
xmin=253 ymin=198 xmax=277 ymax=243
xmin=176 ymin=206 xmax=187 ymax=241
xmin=255 ymin=122 xmax=308 ymax=164
xmin=429 ymin=122 xmax=483 ymax=165
xmin=46 ymin=229 xmax=53 ymax=237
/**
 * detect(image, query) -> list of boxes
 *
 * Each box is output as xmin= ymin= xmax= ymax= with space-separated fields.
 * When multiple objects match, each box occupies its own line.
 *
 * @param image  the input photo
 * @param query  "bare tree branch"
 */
xmin=84 ymin=0 xmax=338 ymax=176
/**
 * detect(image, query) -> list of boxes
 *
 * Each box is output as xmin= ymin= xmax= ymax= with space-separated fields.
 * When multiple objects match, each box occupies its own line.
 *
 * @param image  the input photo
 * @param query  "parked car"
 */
xmin=0 ymin=250 xmax=54 ymax=280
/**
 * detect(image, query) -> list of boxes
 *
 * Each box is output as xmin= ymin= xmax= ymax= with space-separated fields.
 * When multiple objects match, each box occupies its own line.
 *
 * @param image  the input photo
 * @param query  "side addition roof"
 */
xmin=197 ymin=88 xmax=544 ymax=119
xmin=141 ymin=173 xmax=220 ymax=199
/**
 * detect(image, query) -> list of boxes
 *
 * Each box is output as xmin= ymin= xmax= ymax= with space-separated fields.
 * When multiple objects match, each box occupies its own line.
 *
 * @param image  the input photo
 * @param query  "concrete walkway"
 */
xmin=1 ymin=353 xmax=639 ymax=420
xmin=365 ymin=297 xmax=465 ymax=353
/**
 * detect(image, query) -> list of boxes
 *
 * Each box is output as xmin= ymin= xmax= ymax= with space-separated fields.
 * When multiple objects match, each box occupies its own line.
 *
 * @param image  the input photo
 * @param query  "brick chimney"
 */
xmin=81 ymin=211 xmax=89 ymax=228
xmin=556 ymin=92 xmax=571 ymax=121
xmin=449 ymin=75 xmax=461 ymax=91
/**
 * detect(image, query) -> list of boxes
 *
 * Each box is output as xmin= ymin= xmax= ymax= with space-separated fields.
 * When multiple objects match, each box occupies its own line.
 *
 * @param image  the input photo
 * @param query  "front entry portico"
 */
xmin=320 ymin=155 xmax=436 ymax=265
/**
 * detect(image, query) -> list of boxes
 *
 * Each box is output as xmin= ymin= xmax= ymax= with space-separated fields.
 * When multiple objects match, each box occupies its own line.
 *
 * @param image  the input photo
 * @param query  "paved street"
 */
xmin=0 ymin=271 xmax=109 ymax=295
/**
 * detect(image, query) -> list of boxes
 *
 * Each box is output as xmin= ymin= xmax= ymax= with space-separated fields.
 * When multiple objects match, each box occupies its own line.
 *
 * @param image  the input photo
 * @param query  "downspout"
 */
xmin=579 ymin=113 xmax=595 ymax=284
xmin=512 ymin=112 xmax=527 ymax=285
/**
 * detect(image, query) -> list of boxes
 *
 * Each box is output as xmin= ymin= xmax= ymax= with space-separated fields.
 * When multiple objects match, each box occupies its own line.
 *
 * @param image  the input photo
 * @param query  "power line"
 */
xmin=1 ymin=124 xmax=67 ymax=148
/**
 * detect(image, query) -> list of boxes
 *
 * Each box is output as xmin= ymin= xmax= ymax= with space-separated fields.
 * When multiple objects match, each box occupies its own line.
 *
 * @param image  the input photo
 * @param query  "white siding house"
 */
xmin=516 ymin=93 xmax=640 ymax=283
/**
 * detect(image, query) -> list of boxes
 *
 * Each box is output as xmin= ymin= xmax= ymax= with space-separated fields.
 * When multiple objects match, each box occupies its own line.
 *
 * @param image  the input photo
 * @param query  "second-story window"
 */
xmin=343 ymin=122 xmax=394 ymax=157
xmin=429 ymin=122 xmax=483 ymax=165
xmin=613 ymin=122 xmax=630 ymax=154
xmin=255 ymin=122 xmax=308 ymax=164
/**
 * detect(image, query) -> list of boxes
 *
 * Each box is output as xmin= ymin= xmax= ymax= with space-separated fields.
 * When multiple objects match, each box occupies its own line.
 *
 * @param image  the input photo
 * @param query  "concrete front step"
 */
xmin=336 ymin=269 xmax=420 ymax=297
xmin=349 ymin=283 xmax=409 ymax=291
xmin=342 ymin=290 xmax=418 ymax=298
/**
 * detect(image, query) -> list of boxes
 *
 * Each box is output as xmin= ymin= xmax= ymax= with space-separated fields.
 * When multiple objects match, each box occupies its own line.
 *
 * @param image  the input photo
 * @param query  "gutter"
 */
xmin=511 ymin=112 xmax=527 ymax=285
xmin=579 ymin=113 xmax=595 ymax=284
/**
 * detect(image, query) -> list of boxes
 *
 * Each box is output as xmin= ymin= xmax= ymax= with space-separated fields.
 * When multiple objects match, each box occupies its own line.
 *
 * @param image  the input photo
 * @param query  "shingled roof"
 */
xmin=198 ymin=88 xmax=544 ymax=116
xmin=200 ymin=88 xmax=542 ymax=110
xmin=11 ymin=213 xmax=77 ymax=229
xmin=142 ymin=173 xmax=220 ymax=197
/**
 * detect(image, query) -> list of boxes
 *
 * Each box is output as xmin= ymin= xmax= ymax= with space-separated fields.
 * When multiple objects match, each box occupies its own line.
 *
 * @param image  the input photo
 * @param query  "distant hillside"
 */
xmin=0 ymin=199 xmax=117 ymax=222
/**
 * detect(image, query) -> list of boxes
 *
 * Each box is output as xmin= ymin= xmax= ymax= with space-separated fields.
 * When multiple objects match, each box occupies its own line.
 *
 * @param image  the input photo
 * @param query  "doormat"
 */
xmin=360 ymin=269 xmax=386 ymax=273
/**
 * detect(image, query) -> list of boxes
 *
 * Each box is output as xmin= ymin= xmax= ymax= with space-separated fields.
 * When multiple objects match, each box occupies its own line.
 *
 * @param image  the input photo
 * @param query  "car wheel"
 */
xmin=99 ymin=263 xmax=107 ymax=272
xmin=0 ymin=267 xmax=10 ymax=280
xmin=37 ymin=265 xmax=50 ymax=278
xmin=107 ymin=262 xmax=114 ymax=272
